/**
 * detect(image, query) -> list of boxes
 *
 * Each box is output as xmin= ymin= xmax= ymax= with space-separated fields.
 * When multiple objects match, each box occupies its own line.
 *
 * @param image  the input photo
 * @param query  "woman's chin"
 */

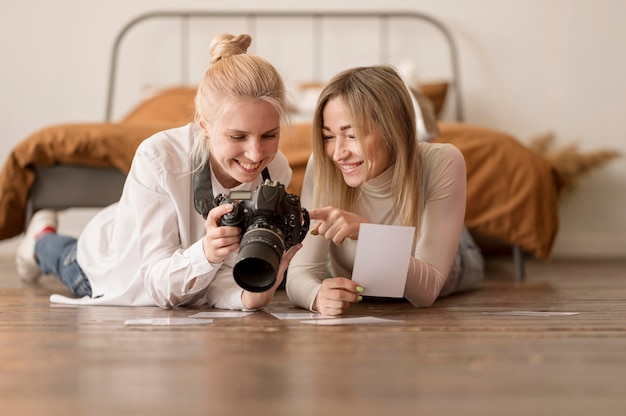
xmin=341 ymin=174 xmax=364 ymax=188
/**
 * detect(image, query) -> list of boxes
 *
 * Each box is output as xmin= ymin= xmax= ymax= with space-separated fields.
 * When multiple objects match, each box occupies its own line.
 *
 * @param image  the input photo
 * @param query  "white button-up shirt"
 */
xmin=50 ymin=123 xmax=292 ymax=309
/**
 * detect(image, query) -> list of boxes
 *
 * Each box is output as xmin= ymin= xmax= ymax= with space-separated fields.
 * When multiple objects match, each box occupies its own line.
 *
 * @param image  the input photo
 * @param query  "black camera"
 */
xmin=213 ymin=180 xmax=310 ymax=292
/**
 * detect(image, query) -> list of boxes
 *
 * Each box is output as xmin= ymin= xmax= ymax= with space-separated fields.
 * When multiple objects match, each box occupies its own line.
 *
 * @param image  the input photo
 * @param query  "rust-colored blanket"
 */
xmin=0 ymin=122 xmax=174 ymax=241
xmin=0 ymin=87 xmax=560 ymax=259
xmin=434 ymin=123 xmax=560 ymax=259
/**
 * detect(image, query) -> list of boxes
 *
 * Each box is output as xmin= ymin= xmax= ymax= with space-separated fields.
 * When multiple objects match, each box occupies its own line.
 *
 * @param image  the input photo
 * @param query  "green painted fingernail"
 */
xmin=356 ymin=286 xmax=364 ymax=293
xmin=357 ymin=296 xmax=363 ymax=302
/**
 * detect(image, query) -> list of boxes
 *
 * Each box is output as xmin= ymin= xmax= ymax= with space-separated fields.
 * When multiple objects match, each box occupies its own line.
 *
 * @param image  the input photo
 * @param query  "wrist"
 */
xmin=241 ymin=288 xmax=273 ymax=310
xmin=311 ymin=296 xmax=319 ymax=312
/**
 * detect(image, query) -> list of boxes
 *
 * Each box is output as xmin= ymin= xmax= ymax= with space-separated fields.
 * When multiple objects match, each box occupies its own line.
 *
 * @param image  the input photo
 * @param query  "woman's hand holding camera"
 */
xmin=202 ymin=204 xmax=241 ymax=264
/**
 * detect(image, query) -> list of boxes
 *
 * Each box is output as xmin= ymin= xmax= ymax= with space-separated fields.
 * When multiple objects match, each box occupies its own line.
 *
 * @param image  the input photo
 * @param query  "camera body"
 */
xmin=213 ymin=180 xmax=310 ymax=292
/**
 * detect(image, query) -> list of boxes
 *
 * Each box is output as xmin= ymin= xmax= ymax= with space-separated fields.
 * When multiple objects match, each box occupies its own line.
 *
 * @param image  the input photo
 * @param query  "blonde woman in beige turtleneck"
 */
xmin=286 ymin=65 xmax=484 ymax=316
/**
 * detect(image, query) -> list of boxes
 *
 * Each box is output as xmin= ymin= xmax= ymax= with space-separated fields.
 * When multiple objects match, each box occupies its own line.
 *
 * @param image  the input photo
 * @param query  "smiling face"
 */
xmin=200 ymin=99 xmax=280 ymax=188
xmin=321 ymin=97 xmax=392 ymax=188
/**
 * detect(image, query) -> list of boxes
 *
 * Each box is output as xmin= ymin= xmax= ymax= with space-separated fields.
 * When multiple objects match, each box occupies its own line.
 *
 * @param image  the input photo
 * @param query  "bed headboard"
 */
xmin=105 ymin=10 xmax=463 ymax=123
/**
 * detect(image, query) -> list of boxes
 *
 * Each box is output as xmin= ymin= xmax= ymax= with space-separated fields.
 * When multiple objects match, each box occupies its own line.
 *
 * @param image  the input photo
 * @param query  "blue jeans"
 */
xmin=439 ymin=226 xmax=485 ymax=297
xmin=35 ymin=234 xmax=92 ymax=297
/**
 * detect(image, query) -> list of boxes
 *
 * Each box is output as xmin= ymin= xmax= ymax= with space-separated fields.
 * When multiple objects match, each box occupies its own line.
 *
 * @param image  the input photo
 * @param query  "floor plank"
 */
xmin=1 ymin=258 xmax=625 ymax=416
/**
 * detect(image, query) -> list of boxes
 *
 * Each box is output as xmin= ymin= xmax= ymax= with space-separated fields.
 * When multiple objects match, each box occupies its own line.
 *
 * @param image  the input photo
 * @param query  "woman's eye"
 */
xmin=322 ymin=135 xmax=334 ymax=141
xmin=228 ymin=135 xmax=245 ymax=140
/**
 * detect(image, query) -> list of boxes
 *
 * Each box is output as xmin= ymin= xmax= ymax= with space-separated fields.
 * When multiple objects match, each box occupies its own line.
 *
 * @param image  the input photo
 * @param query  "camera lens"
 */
xmin=233 ymin=221 xmax=285 ymax=292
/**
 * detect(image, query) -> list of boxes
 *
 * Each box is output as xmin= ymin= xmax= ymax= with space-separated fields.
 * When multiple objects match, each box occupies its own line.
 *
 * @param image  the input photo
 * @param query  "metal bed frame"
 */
xmin=25 ymin=10 xmax=525 ymax=281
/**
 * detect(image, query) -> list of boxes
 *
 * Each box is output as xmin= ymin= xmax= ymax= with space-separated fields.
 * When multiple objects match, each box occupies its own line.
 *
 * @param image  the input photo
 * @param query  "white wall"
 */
xmin=1 ymin=0 xmax=625 ymax=259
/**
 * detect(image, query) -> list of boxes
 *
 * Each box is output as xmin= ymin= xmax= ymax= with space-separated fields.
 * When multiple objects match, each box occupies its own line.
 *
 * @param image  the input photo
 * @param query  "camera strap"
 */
xmin=193 ymin=155 xmax=270 ymax=218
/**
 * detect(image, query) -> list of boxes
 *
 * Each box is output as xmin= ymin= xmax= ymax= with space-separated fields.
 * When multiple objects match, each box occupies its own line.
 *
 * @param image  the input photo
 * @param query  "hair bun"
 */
xmin=209 ymin=33 xmax=252 ymax=64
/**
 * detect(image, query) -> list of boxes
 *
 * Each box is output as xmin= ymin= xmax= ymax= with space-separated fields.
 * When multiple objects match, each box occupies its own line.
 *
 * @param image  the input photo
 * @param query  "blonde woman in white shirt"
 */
xmin=16 ymin=34 xmax=301 ymax=310
xmin=286 ymin=65 xmax=484 ymax=316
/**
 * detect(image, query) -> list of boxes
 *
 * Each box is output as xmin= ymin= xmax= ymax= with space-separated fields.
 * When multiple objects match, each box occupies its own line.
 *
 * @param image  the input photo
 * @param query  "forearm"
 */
xmin=286 ymin=271 xmax=323 ymax=311
xmin=241 ymin=278 xmax=282 ymax=310
xmin=144 ymin=240 xmax=220 ymax=309
xmin=403 ymin=257 xmax=447 ymax=307
xmin=285 ymin=234 xmax=328 ymax=311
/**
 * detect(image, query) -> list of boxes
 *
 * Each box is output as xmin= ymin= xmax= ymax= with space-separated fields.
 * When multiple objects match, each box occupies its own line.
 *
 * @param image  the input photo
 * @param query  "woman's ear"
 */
xmin=196 ymin=114 xmax=209 ymax=137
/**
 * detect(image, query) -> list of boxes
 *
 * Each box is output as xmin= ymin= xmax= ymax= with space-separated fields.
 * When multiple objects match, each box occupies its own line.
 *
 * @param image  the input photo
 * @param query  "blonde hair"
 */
xmin=192 ymin=34 xmax=288 ymax=166
xmin=312 ymin=65 xmax=423 ymax=228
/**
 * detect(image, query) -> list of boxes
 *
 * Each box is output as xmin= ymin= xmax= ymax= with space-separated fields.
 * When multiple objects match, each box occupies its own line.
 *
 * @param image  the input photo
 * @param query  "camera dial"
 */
xmin=220 ymin=203 xmax=245 ymax=226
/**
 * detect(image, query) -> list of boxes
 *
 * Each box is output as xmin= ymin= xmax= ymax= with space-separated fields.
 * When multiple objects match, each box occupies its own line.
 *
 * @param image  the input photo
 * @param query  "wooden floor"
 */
xmin=1 ymin=256 xmax=625 ymax=416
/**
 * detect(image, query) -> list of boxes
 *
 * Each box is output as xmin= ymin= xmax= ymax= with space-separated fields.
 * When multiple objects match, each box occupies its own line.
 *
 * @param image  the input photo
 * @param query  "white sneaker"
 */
xmin=16 ymin=210 xmax=58 ymax=283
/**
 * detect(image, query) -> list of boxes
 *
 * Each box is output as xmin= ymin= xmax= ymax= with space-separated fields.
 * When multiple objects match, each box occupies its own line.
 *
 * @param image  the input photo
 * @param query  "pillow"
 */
xmin=434 ymin=122 xmax=560 ymax=260
xmin=120 ymin=87 xmax=197 ymax=125
xmin=411 ymin=86 xmax=440 ymax=141
xmin=288 ymin=82 xmax=325 ymax=115
xmin=418 ymin=82 xmax=448 ymax=118
xmin=122 ymin=82 xmax=448 ymax=127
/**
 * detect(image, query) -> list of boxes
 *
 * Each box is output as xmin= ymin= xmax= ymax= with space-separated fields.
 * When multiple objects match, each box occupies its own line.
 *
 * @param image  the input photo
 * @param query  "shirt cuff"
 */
xmin=181 ymin=239 xmax=221 ymax=291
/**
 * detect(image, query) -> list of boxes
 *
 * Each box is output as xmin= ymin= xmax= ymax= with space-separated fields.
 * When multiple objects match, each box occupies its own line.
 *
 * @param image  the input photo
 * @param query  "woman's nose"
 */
xmin=333 ymin=137 xmax=350 ymax=160
xmin=245 ymin=139 xmax=264 ymax=161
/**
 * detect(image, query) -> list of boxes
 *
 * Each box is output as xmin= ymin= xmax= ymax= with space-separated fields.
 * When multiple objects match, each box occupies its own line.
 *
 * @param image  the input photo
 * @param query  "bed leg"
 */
xmin=513 ymin=245 xmax=525 ymax=283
